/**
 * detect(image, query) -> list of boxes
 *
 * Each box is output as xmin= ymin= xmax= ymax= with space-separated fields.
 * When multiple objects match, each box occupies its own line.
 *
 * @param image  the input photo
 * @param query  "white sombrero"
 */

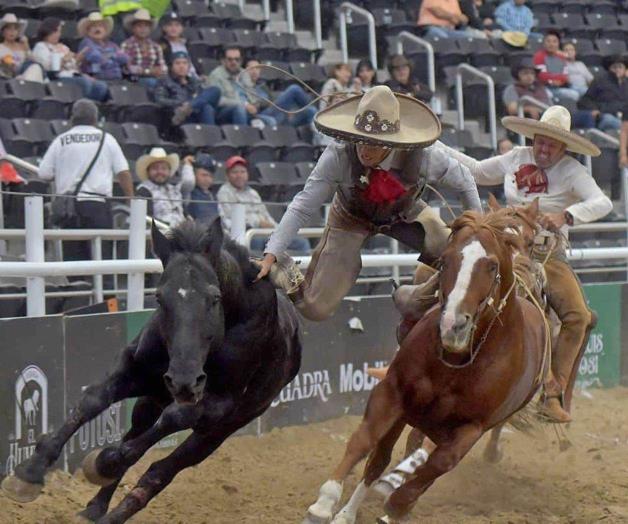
xmin=136 ymin=147 xmax=180 ymax=181
xmin=0 ymin=13 xmax=27 ymax=35
xmin=314 ymin=85 xmax=441 ymax=150
xmin=78 ymin=12 xmax=114 ymax=38
xmin=123 ymin=8 xmax=157 ymax=32
xmin=502 ymin=105 xmax=600 ymax=157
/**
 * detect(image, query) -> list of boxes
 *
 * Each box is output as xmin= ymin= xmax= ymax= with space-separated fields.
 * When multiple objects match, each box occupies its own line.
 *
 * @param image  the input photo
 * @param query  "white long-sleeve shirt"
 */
xmin=265 ymin=140 xmax=481 ymax=255
xmin=438 ymin=143 xmax=613 ymax=226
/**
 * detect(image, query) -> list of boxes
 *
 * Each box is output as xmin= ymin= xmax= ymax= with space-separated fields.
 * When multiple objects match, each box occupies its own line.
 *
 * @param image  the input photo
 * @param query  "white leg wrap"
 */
xmin=331 ymin=481 xmax=369 ymax=524
xmin=306 ymin=480 xmax=343 ymax=521
xmin=372 ymin=448 xmax=429 ymax=497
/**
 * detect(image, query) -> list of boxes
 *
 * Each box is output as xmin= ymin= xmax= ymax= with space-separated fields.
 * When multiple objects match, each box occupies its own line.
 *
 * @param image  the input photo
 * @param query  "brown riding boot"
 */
xmin=538 ymin=376 xmax=572 ymax=424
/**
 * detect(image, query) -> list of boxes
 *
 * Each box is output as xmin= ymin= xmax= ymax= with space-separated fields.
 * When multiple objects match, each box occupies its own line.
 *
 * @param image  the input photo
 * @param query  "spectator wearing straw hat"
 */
xmin=38 ymin=99 xmax=134 ymax=264
xmin=135 ymin=147 xmax=194 ymax=227
xmin=0 ymin=13 xmax=43 ymax=81
xmin=153 ymin=51 xmax=221 ymax=126
xmin=121 ymin=8 xmax=166 ymax=90
xmin=78 ymin=12 xmax=128 ymax=81
xmin=185 ymin=153 xmax=219 ymax=225
xmin=32 ymin=18 xmax=109 ymax=101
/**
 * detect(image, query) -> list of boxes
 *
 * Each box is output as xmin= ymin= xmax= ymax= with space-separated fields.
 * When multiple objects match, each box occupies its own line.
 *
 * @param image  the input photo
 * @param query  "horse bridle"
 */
xmin=438 ymin=264 xmax=517 ymax=369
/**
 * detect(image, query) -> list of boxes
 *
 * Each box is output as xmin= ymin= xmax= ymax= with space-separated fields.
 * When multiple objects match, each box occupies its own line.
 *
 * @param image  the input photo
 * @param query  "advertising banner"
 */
xmin=0 ymin=316 xmax=65 ymax=477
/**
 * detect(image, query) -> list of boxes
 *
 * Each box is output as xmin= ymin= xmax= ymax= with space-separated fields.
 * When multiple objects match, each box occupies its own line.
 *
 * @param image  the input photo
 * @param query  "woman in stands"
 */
xmin=77 ymin=12 xmax=128 ymax=82
xmin=32 ymin=17 xmax=109 ymax=101
xmin=354 ymin=59 xmax=378 ymax=93
xmin=0 ymin=13 xmax=43 ymax=82
xmin=319 ymin=63 xmax=361 ymax=110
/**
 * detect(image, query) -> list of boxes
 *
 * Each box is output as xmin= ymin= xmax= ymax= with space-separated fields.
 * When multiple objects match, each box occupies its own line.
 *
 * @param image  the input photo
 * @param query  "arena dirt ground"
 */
xmin=3 ymin=387 xmax=628 ymax=524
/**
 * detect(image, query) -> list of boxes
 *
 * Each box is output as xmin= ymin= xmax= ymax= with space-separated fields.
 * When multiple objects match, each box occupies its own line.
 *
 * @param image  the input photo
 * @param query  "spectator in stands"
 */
xmin=0 ymin=13 xmax=43 ymax=81
xmin=417 ymin=0 xmax=472 ymax=39
xmin=476 ymin=0 xmax=497 ymax=30
xmin=217 ymin=156 xmax=310 ymax=254
xmin=38 ymin=99 xmax=134 ymax=266
xmin=186 ymin=153 xmax=219 ymax=225
xmin=207 ymin=45 xmax=263 ymax=126
xmin=78 ymin=12 xmax=128 ymax=81
xmin=32 ymin=18 xmax=109 ymax=101
xmin=533 ymin=30 xmax=579 ymax=103
xmin=503 ymin=58 xmax=551 ymax=119
xmin=135 ymin=147 xmax=194 ymax=227
xmin=158 ymin=11 xmax=197 ymax=77
xmin=497 ymin=137 xmax=513 ymax=154
xmin=459 ymin=0 xmax=492 ymax=38
xmin=563 ymin=42 xmax=593 ymax=98
xmin=578 ymin=55 xmax=627 ymax=132
xmin=385 ymin=55 xmax=433 ymax=104
xmin=245 ymin=58 xmax=317 ymax=127
xmin=319 ymin=63 xmax=360 ymax=110
xmin=355 ymin=59 xmax=378 ymax=93
xmin=99 ymin=0 xmax=142 ymax=43
xmin=121 ymin=8 xmax=166 ymax=90
xmin=620 ymin=108 xmax=628 ymax=169
xmin=493 ymin=0 xmax=537 ymax=37
xmin=154 ymin=51 xmax=221 ymax=126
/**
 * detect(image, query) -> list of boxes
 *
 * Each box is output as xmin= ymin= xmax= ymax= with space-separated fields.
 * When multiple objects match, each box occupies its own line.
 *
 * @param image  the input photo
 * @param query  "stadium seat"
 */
xmin=50 ymin=119 xmax=72 ymax=135
xmin=232 ymin=28 xmax=266 ymax=53
xmin=295 ymin=161 xmax=316 ymax=180
xmin=289 ymin=62 xmax=327 ymax=90
xmin=528 ymin=0 xmax=560 ymax=15
xmin=108 ymin=84 xmax=161 ymax=126
xmin=197 ymin=27 xmax=236 ymax=56
xmin=194 ymin=13 xmax=223 ymax=28
xmin=561 ymin=0 xmax=588 ymax=14
xmin=102 ymin=122 xmax=125 ymax=142
xmin=122 ymin=123 xmax=177 ymax=159
xmin=0 ymin=91 xmax=26 ymax=119
xmin=174 ymin=0 xmax=209 ymax=19
xmin=207 ymin=143 xmax=239 ymax=161
xmin=281 ymin=144 xmax=317 ymax=163
xmin=194 ymin=56 xmax=220 ymax=75
xmin=5 ymin=78 xmax=46 ymax=102
xmin=180 ymin=123 xmax=224 ymax=151
xmin=458 ymin=38 xmax=500 ymax=67
xmin=221 ymin=125 xmax=263 ymax=148
xmin=595 ymin=38 xmax=627 ymax=56
xmin=46 ymin=80 xmax=83 ymax=103
xmin=12 ymin=118 xmax=54 ymax=153
xmin=585 ymin=13 xmax=620 ymax=33
xmin=245 ymin=143 xmax=277 ymax=164
xmin=255 ymin=161 xmax=300 ymax=185
xmin=590 ymin=0 xmax=618 ymax=15
xmin=552 ymin=13 xmax=586 ymax=33
xmin=479 ymin=66 xmax=513 ymax=87
xmin=212 ymin=2 xmax=258 ymax=30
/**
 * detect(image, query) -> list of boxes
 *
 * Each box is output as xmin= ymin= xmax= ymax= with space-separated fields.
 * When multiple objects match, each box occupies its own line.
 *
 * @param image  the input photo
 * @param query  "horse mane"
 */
xmin=450 ymin=209 xmax=523 ymax=254
xmin=167 ymin=220 xmax=215 ymax=254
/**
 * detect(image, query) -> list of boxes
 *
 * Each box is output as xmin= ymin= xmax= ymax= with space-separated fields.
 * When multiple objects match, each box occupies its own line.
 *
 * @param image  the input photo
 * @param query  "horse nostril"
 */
xmin=194 ymin=373 xmax=207 ymax=391
xmin=453 ymin=314 xmax=472 ymax=333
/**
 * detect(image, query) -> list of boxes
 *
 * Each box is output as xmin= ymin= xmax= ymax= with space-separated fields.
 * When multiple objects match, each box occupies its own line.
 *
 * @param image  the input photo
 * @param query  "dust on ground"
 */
xmin=3 ymin=387 xmax=628 ymax=524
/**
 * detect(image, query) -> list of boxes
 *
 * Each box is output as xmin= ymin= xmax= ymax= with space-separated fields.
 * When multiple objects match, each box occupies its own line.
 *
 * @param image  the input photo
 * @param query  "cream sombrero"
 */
xmin=78 ymin=12 xmax=114 ymax=38
xmin=136 ymin=148 xmax=180 ymax=181
xmin=502 ymin=31 xmax=528 ymax=48
xmin=123 ymin=8 xmax=157 ymax=32
xmin=314 ymin=85 xmax=441 ymax=150
xmin=502 ymin=105 xmax=600 ymax=157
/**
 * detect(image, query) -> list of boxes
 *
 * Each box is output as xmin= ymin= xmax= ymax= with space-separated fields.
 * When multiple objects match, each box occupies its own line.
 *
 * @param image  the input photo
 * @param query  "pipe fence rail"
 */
xmin=395 ymin=31 xmax=435 ymax=93
xmin=338 ymin=2 xmax=378 ymax=69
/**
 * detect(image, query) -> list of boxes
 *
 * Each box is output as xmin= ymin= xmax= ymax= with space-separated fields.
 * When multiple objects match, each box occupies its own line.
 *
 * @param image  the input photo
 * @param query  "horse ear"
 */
xmin=203 ymin=216 xmax=224 ymax=261
xmin=151 ymin=220 xmax=171 ymax=266
xmin=487 ymin=193 xmax=501 ymax=212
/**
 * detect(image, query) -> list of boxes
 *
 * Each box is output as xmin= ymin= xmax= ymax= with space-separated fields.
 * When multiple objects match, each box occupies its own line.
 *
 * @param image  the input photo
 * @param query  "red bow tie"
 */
xmin=514 ymin=163 xmax=548 ymax=194
xmin=362 ymin=168 xmax=407 ymax=204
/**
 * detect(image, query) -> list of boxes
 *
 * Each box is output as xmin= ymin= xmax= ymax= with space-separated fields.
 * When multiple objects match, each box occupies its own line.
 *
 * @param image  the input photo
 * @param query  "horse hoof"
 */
xmin=1 ymin=474 xmax=43 ymax=503
xmin=81 ymin=449 xmax=117 ymax=487
xmin=483 ymin=446 xmax=503 ymax=464
xmin=330 ymin=511 xmax=354 ymax=524
xmin=72 ymin=513 xmax=95 ymax=524
xmin=76 ymin=505 xmax=106 ymax=523
xmin=302 ymin=506 xmax=333 ymax=524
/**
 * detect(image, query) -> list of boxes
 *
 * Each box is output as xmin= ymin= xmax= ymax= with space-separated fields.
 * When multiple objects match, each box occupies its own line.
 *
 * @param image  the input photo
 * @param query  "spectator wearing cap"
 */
xmin=154 ymin=51 xmax=221 ymax=126
xmin=563 ymin=42 xmax=593 ymax=98
xmin=502 ymin=58 xmax=551 ymax=119
xmin=32 ymin=17 xmax=109 ymax=101
xmin=0 ymin=13 xmax=43 ymax=81
xmin=245 ymin=58 xmax=317 ymax=127
xmin=185 ymin=153 xmax=219 ymax=224
xmin=533 ymin=30 xmax=580 ymax=103
xmin=135 ymin=147 xmax=194 ymax=227
xmin=158 ymin=11 xmax=197 ymax=77
xmin=578 ymin=55 xmax=627 ymax=132
xmin=417 ymin=0 xmax=473 ymax=39
xmin=38 ymin=99 xmax=134 ymax=265
xmin=217 ymin=156 xmax=310 ymax=254
xmin=121 ymin=8 xmax=166 ymax=90
xmin=384 ymin=55 xmax=433 ymax=104
xmin=207 ymin=45 xmax=264 ymax=126
xmin=493 ymin=0 xmax=537 ymax=37
xmin=78 ymin=12 xmax=128 ymax=81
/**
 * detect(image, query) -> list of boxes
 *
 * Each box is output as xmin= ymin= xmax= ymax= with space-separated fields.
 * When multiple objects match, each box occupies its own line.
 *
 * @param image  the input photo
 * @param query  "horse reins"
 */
xmin=438 ymin=267 xmax=517 ymax=369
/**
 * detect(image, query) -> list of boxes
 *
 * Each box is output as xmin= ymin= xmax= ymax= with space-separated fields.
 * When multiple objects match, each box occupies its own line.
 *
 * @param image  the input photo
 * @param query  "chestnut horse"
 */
xmin=302 ymin=208 xmax=548 ymax=524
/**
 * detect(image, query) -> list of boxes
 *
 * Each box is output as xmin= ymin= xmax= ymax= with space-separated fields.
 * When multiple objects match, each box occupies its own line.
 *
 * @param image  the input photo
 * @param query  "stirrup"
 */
xmin=538 ymin=392 xmax=571 ymax=424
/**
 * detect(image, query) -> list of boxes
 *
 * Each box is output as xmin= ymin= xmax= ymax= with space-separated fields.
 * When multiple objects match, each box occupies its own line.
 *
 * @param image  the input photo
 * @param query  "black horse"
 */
xmin=1 ymin=218 xmax=302 ymax=524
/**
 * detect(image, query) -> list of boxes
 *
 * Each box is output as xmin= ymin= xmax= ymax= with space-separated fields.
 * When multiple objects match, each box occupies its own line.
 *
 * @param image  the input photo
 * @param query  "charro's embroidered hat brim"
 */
xmin=503 ymin=105 xmax=601 ymax=157
xmin=314 ymin=85 xmax=441 ymax=150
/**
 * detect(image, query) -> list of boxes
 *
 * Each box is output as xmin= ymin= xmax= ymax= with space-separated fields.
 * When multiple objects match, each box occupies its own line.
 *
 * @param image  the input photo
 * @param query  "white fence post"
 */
xmin=25 ymin=196 xmax=45 ymax=316
xmin=127 ymin=199 xmax=147 ymax=311
xmin=231 ymin=203 xmax=247 ymax=245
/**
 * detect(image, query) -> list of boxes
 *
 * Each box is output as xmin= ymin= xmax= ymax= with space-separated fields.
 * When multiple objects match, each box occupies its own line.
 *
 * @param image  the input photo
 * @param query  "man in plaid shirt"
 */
xmin=121 ymin=8 xmax=166 ymax=89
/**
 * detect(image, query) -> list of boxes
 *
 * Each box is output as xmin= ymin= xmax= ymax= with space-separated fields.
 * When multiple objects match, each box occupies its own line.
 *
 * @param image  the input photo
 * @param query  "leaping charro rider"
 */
xmin=436 ymin=105 xmax=612 ymax=423
xmin=254 ymin=85 xmax=482 ymax=321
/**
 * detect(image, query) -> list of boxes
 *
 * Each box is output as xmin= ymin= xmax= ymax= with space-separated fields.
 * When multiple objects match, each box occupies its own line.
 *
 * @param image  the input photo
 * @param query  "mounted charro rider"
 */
xmin=437 ymin=105 xmax=612 ymax=423
xmin=255 ymin=85 xmax=482 ymax=321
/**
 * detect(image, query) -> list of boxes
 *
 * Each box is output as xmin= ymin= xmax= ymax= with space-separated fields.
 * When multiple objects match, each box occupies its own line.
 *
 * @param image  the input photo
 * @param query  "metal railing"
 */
xmin=455 ymin=64 xmax=497 ymax=150
xmin=285 ymin=0 xmax=295 ymax=34
xmin=338 ymin=2 xmax=378 ymax=69
xmin=395 ymin=31 xmax=435 ymax=93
